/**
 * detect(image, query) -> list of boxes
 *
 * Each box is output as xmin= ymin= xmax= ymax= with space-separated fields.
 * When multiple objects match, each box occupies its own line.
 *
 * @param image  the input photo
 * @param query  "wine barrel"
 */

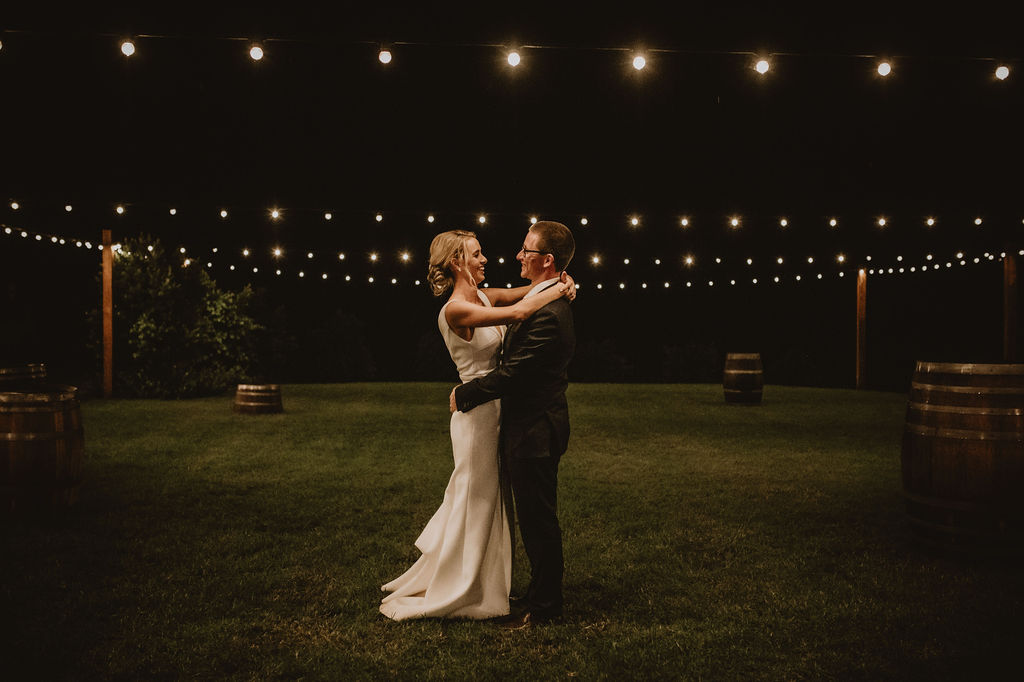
xmin=0 ymin=384 xmax=84 ymax=513
xmin=901 ymin=361 xmax=1024 ymax=554
xmin=233 ymin=384 xmax=283 ymax=414
xmin=724 ymin=353 xmax=763 ymax=404
xmin=0 ymin=363 xmax=47 ymax=387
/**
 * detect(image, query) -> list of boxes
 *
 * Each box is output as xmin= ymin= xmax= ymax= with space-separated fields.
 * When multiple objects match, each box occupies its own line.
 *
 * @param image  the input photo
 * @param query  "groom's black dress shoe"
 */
xmin=496 ymin=606 xmax=562 ymax=630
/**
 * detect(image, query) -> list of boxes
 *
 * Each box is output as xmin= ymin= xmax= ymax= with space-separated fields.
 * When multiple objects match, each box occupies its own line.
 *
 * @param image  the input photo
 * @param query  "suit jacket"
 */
xmin=454 ymin=294 xmax=575 ymax=460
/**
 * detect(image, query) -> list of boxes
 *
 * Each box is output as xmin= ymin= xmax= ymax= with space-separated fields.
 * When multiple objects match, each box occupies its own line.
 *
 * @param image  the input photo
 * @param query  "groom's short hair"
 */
xmin=530 ymin=221 xmax=575 ymax=272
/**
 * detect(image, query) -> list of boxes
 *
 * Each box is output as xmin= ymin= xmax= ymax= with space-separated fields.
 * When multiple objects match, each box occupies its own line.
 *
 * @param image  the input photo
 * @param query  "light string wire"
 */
xmin=1 ymin=27 xmax=1020 ymax=70
xmin=4 ymin=220 xmax=1018 ymax=291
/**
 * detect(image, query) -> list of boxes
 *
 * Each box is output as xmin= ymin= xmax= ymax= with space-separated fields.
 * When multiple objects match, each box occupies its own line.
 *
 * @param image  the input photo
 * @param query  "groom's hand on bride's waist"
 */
xmin=449 ymin=387 xmax=458 ymax=413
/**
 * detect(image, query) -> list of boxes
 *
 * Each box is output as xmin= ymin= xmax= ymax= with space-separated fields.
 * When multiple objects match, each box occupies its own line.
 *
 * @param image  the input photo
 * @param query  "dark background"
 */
xmin=1 ymin=3 xmax=1021 ymax=391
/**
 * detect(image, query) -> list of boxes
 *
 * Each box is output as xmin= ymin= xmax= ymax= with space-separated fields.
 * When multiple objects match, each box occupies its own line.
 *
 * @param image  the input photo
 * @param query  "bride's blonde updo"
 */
xmin=427 ymin=230 xmax=477 ymax=297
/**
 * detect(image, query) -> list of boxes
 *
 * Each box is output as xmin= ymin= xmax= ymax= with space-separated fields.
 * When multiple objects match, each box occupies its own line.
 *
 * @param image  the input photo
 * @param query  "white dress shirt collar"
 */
xmin=523 ymin=277 xmax=560 ymax=299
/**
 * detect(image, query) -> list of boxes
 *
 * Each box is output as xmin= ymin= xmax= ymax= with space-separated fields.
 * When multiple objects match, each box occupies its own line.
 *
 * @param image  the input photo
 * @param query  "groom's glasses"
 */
xmin=519 ymin=245 xmax=550 ymax=256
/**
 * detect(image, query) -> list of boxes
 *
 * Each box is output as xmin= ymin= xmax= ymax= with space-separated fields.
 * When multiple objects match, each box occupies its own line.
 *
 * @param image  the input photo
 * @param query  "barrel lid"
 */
xmin=0 ymin=363 xmax=46 ymax=375
xmin=915 ymin=361 xmax=1024 ymax=375
xmin=0 ymin=384 xmax=79 ymax=402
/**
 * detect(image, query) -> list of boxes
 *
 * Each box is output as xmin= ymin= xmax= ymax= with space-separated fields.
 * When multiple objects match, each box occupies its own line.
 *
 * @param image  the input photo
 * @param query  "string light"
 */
xmin=324 ymin=212 xmax=332 ymax=220
xmin=630 ymin=216 xmax=640 ymax=227
xmin=530 ymin=216 xmax=538 ymax=224
xmin=779 ymin=218 xmax=788 ymax=227
xmin=120 ymin=40 xmax=136 ymax=57
xmin=974 ymin=217 xmax=983 ymax=225
xmin=580 ymin=217 xmax=588 ymax=226
xmin=116 ymin=205 xmax=125 ymax=215
xmin=5 ymin=204 xmax=1013 ymax=292
xmin=249 ymin=44 xmax=264 ymax=61
xmin=427 ymin=215 xmax=435 ymax=223
xmin=926 ymin=217 xmax=935 ymax=226
xmin=877 ymin=217 xmax=886 ymax=227
xmin=632 ymin=54 xmax=646 ymax=70
xmin=378 ymin=48 xmax=392 ymax=65
xmin=877 ymin=61 xmax=892 ymax=76
xmin=755 ymin=58 xmax=770 ymax=74
xmin=270 ymin=209 xmax=281 ymax=219
xmin=64 ymin=204 xmax=72 ymax=212
xmin=220 ymin=209 xmax=228 ymax=218
xmin=376 ymin=213 xmax=383 ymax=222
xmin=680 ymin=218 xmax=690 ymax=227
xmin=995 ymin=65 xmax=1010 ymax=80
xmin=507 ymin=51 xmax=521 ymax=67
xmin=829 ymin=218 xmax=837 ymax=227
xmin=9 ymin=202 xmax=18 ymax=210
xmin=478 ymin=215 xmax=486 ymax=224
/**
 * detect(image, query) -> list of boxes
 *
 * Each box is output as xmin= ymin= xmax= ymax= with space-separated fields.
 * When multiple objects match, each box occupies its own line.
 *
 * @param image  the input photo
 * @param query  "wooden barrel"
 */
xmin=723 ymin=353 xmax=763 ymax=404
xmin=901 ymin=362 xmax=1024 ymax=554
xmin=233 ymin=384 xmax=283 ymax=414
xmin=0 ymin=363 xmax=47 ymax=387
xmin=0 ymin=384 xmax=84 ymax=513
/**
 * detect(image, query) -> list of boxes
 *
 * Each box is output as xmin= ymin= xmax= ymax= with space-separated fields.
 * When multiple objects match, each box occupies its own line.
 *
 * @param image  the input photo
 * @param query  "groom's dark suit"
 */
xmin=454 ymin=283 xmax=575 ymax=616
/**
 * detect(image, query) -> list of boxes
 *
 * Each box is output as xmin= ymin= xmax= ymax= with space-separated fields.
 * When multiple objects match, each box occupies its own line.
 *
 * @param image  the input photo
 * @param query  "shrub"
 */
xmin=95 ymin=235 xmax=260 ymax=398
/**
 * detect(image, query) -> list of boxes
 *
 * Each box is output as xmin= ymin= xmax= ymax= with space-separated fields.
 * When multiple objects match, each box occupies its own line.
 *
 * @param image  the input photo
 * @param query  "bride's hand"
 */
xmin=559 ymin=272 xmax=577 ymax=302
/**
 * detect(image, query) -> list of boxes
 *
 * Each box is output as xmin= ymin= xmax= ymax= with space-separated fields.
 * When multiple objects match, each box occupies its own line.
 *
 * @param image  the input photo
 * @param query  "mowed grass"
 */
xmin=2 ymin=383 xmax=1022 ymax=680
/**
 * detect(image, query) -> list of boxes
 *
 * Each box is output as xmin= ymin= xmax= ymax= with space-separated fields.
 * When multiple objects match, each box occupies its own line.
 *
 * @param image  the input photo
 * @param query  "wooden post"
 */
xmin=102 ymin=229 xmax=113 ymax=398
xmin=1006 ymin=253 xmax=1019 ymax=362
xmin=856 ymin=268 xmax=866 ymax=389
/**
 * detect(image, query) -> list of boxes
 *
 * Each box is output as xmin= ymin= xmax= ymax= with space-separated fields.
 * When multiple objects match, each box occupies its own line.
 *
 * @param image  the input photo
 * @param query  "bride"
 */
xmin=380 ymin=229 xmax=575 ymax=620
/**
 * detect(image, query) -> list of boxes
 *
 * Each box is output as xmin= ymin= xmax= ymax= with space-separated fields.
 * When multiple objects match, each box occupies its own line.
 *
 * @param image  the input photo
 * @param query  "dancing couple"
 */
xmin=380 ymin=220 xmax=576 ymax=628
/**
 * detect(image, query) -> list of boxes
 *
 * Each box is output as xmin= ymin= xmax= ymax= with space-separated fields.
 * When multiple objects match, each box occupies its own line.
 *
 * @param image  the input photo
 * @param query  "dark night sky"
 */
xmin=2 ymin=3 xmax=1021 ymax=387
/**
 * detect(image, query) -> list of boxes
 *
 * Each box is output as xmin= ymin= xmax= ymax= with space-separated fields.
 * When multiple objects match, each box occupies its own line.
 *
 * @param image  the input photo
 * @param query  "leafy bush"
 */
xmin=97 ymin=235 xmax=260 ymax=398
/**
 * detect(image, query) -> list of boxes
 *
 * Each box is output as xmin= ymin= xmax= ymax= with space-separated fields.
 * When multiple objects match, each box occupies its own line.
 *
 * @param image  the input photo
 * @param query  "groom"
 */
xmin=450 ymin=220 xmax=576 ymax=627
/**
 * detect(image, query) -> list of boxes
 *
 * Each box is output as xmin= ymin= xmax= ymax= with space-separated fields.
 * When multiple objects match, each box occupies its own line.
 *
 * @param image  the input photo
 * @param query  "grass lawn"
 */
xmin=2 ymin=383 xmax=1022 ymax=680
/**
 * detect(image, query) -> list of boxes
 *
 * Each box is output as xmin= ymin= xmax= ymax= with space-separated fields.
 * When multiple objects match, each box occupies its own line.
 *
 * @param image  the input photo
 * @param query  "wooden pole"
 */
xmin=856 ymin=268 xmax=867 ymax=388
xmin=102 ymin=229 xmax=113 ymax=398
xmin=1005 ymin=253 xmax=1019 ymax=362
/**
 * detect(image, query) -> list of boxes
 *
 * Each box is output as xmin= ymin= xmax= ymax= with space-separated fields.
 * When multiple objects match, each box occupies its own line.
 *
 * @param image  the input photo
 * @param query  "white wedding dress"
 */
xmin=380 ymin=289 xmax=511 ymax=620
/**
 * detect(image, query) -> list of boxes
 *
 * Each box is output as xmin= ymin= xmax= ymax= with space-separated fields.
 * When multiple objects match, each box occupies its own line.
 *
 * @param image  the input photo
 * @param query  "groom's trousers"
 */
xmin=509 ymin=454 xmax=563 ymax=613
